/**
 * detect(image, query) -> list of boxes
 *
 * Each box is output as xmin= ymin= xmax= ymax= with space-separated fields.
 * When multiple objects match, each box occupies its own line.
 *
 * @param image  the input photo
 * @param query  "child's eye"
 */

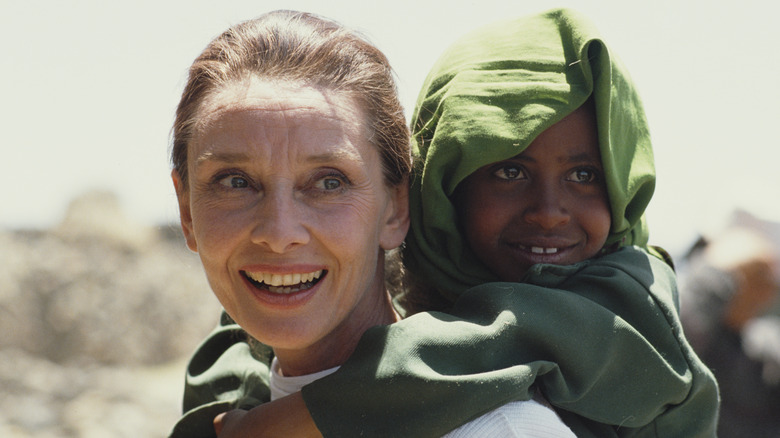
xmin=493 ymin=165 xmax=525 ymax=180
xmin=218 ymin=174 xmax=250 ymax=189
xmin=567 ymin=168 xmax=598 ymax=183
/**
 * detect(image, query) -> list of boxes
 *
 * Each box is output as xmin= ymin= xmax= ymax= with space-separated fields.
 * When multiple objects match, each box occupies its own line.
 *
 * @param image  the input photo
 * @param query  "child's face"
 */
xmin=455 ymin=103 xmax=611 ymax=281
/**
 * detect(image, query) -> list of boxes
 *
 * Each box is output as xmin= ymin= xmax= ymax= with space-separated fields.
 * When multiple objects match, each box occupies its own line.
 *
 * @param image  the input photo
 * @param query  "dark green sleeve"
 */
xmin=302 ymin=247 xmax=719 ymax=437
xmin=168 ymin=312 xmax=273 ymax=438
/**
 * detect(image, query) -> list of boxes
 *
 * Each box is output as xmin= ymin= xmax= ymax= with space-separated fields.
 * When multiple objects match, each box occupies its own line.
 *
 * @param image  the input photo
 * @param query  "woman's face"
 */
xmin=174 ymin=79 xmax=408 ymax=374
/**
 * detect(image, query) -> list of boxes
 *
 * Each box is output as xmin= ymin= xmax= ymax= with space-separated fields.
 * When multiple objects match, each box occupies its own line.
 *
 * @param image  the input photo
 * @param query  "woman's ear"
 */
xmin=171 ymin=170 xmax=198 ymax=253
xmin=379 ymin=179 xmax=411 ymax=251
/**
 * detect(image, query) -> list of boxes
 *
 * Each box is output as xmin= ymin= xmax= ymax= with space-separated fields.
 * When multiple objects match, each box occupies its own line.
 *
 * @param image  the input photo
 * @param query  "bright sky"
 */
xmin=2 ymin=0 xmax=778 ymax=255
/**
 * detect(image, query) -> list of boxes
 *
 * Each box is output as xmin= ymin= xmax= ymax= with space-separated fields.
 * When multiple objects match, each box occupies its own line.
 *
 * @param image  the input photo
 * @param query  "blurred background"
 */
xmin=1 ymin=0 xmax=778 ymax=436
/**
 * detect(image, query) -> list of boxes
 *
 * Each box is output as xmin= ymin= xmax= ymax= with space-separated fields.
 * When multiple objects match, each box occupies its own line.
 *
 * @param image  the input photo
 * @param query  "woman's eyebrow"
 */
xmin=194 ymin=149 xmax=362 ymax=166
xmin=305 ymin=149 xmax=361 ymax=164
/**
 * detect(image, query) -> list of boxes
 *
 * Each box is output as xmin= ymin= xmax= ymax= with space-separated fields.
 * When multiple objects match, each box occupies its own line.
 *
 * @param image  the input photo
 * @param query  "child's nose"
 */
xmin=250 ymin=191 xmax=310 ymax=253
xmin=523 ymin=186 xmax=570 ymax=229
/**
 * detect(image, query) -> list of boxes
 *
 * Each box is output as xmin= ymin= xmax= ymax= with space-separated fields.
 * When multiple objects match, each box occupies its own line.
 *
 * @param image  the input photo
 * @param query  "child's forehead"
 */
xmin=478 ymin=101 xmax=601 ymax=165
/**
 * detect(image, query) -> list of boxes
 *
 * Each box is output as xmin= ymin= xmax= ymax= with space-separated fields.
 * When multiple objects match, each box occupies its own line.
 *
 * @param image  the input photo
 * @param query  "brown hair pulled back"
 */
xmin=171 ymin=10 xmax=411 ymax=188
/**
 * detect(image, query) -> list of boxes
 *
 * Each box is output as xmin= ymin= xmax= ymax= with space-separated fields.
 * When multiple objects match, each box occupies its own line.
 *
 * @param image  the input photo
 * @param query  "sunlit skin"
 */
xmin=173 ymin=78 xmax=409 ymax=378
xmin=456 ymin=103 xmax=611 ymax=282
xmin=209 ymin=102 xmax=611 ymax=438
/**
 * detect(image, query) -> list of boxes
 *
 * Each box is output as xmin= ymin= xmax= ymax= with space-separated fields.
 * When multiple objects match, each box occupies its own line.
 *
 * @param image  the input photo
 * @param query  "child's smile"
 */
xmin=455 ymin=101 xmax=612 ymax=281
xmin=500 ymin=239 xmax=582 ymax=272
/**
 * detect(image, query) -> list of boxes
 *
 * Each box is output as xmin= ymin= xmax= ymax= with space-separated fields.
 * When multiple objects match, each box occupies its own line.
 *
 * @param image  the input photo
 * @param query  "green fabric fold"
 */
xmin=304 ymin=247 xmax=719 ymax=437
xmin=405 ymin=8 xmax=655 ymax=299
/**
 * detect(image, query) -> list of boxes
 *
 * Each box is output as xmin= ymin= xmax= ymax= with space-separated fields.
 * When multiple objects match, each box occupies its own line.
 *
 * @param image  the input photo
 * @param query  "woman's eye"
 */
xmin=567 ymin=168 xmax=597 ymax=183
xmin=315 ymin=175 xmax=345 ymax=191
xmin=322 ymin=178 xmax=341 ymax=190
xmin=218 ymin=175 xmax=250 ymax=189
xmin=493 ymin=165 xmax=525 ymax=180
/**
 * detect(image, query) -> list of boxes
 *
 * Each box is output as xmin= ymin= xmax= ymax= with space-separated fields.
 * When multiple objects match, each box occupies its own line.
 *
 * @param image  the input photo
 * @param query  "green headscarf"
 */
xmin=404 ymin=8 xmax=656 ymax=299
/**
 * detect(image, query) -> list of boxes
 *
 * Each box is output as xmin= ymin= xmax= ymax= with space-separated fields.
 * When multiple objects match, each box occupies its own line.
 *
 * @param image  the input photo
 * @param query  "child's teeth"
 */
xmin=531 ymin=247 xmax=559 ymax=254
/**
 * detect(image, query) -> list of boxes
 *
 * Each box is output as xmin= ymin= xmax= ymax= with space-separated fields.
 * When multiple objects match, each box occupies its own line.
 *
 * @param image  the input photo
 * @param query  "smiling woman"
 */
xmin=167 ymin=10 xmax=413 ymax=437
xmin=174 ymin=80 xmax=407 ymax=375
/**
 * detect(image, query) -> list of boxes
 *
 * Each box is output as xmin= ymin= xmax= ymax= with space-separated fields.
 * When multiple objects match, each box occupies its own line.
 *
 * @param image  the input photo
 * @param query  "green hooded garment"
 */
xmin=170 ymin=8 xmax=719 ymax=438
xmin=403 ymin=7 xmax=655 ymax=300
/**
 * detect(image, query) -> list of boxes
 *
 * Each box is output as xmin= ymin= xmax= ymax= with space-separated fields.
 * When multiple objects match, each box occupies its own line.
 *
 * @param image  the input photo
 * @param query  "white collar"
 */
xmin=269 ymin=357 xmax=340 ymax=401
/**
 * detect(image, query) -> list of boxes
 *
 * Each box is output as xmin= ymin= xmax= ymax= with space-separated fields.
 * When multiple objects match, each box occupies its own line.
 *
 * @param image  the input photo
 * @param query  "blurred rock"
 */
xmin=0 ymin=349 xmax=186 ymax=438
xmin=54 ymin=190 xmax=157 ymax=248
xmin=0 ymin=191 xmax=223 ymax=437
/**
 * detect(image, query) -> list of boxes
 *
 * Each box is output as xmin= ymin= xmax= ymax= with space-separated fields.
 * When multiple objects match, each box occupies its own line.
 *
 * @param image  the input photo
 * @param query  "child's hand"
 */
xmin=213 ymin=392 xmax=322 ymax=438
xmin=214 ymin=409 xmax=248 ymax=437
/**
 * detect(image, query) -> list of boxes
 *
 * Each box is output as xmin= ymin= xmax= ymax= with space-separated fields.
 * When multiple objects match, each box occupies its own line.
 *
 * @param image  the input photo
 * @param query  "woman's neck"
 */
xmin=273 ymin=291 xmax=400 ymax=377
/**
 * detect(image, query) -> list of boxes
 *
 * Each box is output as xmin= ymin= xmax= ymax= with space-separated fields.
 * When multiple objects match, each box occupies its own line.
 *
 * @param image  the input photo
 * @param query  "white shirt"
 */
xmin=269 ymin=358 xmax=575 ymax=437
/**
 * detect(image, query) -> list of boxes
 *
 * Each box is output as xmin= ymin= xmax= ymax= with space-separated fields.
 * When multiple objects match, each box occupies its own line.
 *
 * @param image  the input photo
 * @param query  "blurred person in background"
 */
xmin=679 ymin=209 xmax=780 ymax=437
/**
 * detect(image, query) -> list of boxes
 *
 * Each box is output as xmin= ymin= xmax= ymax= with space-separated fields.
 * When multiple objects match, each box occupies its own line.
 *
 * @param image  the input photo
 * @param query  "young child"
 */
xmin=173 ymin=8 xmax=719 ymax=438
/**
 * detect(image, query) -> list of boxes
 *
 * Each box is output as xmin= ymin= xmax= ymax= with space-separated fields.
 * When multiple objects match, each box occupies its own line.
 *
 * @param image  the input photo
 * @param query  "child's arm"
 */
xmin=213 ymin=393 xmax=321 ymax=438
xmin=300 ymin=246 xmax=718 ymax=437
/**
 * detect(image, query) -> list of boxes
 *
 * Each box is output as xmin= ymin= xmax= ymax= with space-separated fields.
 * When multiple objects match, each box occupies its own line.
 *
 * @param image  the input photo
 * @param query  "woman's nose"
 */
xmin=523 ymin=185 xmax=570 ymax=230
xmin=250 ymin=192 xmax=310 ymax=253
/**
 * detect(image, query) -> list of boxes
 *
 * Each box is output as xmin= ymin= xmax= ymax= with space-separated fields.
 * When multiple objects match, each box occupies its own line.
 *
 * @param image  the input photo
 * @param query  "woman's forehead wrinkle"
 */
xmin=193 ymin=115 xmax=365 ymax=170
xmin=190 ymin=82 xmax=368 ymax=174
xmin=195 ymin=151 xmax=249 ymax=165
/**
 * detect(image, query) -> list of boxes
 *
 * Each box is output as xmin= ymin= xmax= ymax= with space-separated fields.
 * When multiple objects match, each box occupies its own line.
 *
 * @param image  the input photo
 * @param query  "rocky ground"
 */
xmin=0 ymin=192 xmax=223 ymax=437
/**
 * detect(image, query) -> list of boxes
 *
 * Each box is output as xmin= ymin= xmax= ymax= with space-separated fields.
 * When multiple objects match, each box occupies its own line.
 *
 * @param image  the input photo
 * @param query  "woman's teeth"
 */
xmin=244 ymin=270 xmax=324 ymax=293
xmin=246 ymin=271 xmax=322 ymax=286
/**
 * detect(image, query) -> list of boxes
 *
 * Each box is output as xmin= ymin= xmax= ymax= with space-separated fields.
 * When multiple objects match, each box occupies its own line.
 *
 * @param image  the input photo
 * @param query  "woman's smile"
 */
xmin=239 ymin=268 xmax=326 ymax=308
xmin=242 ymin=269 xmax=326 ymax=294
xmin=241 ymin=269 xmax=328 ymax=295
